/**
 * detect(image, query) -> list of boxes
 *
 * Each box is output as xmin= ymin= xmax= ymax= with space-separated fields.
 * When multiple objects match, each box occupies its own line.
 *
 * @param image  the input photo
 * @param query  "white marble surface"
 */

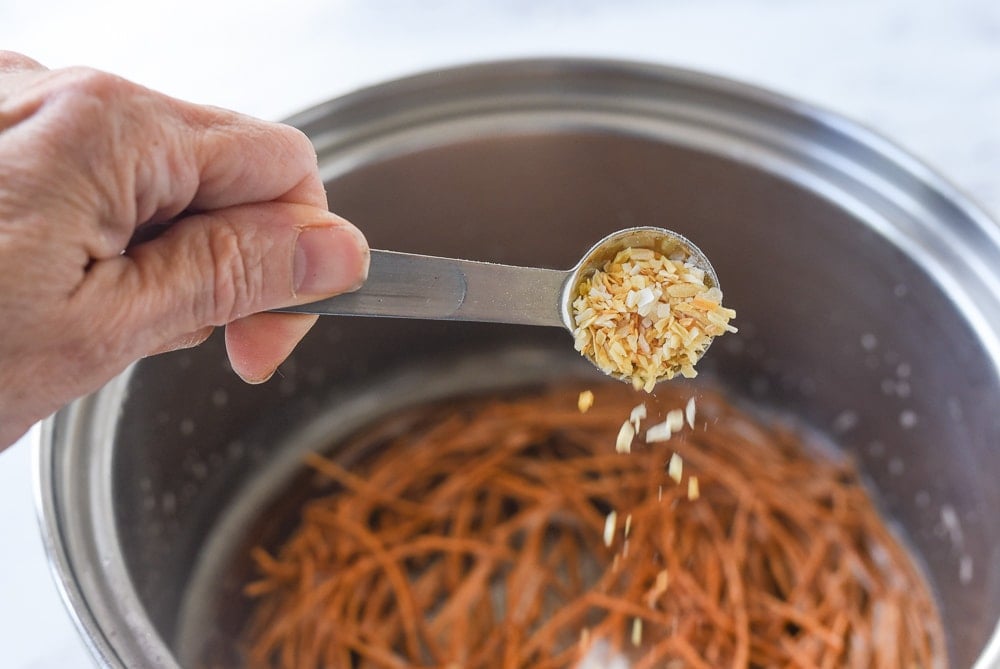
xmin=1 ymin=1 xmax=998 ymax=667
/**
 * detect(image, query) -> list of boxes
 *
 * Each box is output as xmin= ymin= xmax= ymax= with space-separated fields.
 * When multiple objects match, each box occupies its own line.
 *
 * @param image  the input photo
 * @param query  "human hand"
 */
xmin=0 ymin=52 xmax=370 ymax=449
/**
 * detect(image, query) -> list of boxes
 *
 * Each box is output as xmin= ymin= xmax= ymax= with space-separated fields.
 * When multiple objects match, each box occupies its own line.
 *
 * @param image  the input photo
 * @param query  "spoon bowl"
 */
xmin=561 ymin=226 xmax=720 ymax=331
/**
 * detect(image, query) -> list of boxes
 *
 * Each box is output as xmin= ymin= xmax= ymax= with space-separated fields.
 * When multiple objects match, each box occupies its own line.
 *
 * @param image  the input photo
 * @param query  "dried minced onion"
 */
xmin=668 ymin=452 xmax=684 ymax=484
xmin=629 ymin=403 xmax=647 ymax=432
xmin=688 ymin=476 xmax=701 ymax=501
xmin=571 ymin=247 xmax=736 ymax=392
xmin=616 ymin=420 xmax=635 ymax=454
xmin=603 ymin=510 xmax=618 ymax=547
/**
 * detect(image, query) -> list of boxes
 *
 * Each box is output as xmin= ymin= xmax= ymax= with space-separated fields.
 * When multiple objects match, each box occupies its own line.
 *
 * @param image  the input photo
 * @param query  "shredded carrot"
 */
xmin=235 ymin=383 xmax=946 ymax=668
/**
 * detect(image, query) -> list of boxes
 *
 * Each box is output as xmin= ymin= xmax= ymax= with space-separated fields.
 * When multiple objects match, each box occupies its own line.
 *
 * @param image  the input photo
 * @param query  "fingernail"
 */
xmin=293 ymin=224 xmax=369 ymax=297
xmin=237 ymin=367 xmax=276 ymax=385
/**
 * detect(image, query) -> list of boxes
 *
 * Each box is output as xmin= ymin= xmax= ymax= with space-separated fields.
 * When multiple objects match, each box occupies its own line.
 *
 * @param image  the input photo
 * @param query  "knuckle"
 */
xmin=32 ymin=69 xmax=120 ymax=145
xmin=272 ymin=124 xmax=326 ymax=204
xmin=0 ymin=50 xmax=44 ymax=73
xmin=284 ymin=124 xmax=317 ymax=158
xmin=201 ymin=217 xmax=265 ymax=325
xmin=58 ymin=66 xmax=130 ymax=100
xmin=273 ymin=123 xmax=318 ymax=169
xmin=42 ymin=68 xmax=139 ymax=135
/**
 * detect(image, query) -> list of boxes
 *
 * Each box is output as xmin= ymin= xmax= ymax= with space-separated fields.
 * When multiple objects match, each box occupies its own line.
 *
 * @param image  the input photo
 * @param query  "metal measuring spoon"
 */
xmin=279 ymin=226 xmax=721 ymax=374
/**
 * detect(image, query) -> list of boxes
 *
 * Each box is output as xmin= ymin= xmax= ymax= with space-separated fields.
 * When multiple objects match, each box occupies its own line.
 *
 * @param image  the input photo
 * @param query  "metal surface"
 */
xmin=280 ymin=249 xmax=568 ymax=326
xmin=280 ymin=225 xmax=717 ymax=333
xmin=35 ymin=58 xmax=1000 ymax=669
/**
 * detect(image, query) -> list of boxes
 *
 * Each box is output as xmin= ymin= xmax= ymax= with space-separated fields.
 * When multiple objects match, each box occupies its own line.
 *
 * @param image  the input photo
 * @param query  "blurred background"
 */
xmin=1 ymin=1 xmax=998 ymax=666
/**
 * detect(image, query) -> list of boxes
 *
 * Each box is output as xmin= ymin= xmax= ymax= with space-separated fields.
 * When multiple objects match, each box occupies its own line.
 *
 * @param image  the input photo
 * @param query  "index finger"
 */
xmin=182 ymin=103 xmax=329 ymax=211
xmin=0 ymin=50 xmax=45 ymax=76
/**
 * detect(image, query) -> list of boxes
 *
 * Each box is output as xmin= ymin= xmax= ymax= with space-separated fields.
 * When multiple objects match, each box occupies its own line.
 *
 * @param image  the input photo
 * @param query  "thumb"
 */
xmin=77 ymin=201 xmax=368 ymax=358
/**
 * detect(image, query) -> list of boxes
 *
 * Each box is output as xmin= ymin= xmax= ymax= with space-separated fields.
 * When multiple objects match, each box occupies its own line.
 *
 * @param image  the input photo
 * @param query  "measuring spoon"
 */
xmin=280 ymin=226 xmax=719 ymax=332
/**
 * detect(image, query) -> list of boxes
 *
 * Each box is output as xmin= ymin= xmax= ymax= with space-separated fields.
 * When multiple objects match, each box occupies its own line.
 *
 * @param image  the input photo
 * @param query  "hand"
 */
xmin=0 ymin=52 xmax=370 ymax=449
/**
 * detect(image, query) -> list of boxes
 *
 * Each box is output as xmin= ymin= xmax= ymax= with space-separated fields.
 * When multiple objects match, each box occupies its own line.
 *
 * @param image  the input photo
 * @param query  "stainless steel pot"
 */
xmin=35 ymin=59 xmax=1000 ymax=668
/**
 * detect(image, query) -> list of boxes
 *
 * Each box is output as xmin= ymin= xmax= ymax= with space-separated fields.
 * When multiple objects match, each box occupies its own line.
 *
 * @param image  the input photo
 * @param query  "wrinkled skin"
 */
xmin=0 ymin=52 xmax=370 ymax=449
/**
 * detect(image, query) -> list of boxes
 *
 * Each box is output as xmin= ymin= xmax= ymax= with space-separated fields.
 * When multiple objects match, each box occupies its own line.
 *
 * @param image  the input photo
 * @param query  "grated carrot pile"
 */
xmin=238 ymin=384 xmax=946 ymax=669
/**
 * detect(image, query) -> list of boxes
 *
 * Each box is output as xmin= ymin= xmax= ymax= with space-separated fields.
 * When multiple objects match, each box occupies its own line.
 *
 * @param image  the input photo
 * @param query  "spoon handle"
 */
xmin=278 ymin=250 xmax=568 ymax=327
